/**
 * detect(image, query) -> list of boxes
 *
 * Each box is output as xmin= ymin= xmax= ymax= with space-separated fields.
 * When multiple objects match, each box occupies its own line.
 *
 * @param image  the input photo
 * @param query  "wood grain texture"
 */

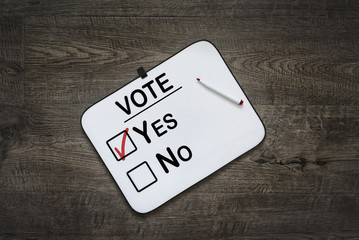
xmin=0 ymin=0 xmax=359 ymax=239
xmin=1 ymin=0 xmax=359 ymax=18
xmin=0 ymin=17 xmax=24 ymax=105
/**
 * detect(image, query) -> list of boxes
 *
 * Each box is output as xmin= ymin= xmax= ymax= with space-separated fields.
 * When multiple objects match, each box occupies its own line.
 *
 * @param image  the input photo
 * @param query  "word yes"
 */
xmin=132 ymin=113 xmax=177 ymax=144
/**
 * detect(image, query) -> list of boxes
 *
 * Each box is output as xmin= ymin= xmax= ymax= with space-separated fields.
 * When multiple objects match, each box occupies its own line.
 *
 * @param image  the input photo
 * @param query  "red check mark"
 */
xmin=114 ymin=128 xmax=129 ymax=161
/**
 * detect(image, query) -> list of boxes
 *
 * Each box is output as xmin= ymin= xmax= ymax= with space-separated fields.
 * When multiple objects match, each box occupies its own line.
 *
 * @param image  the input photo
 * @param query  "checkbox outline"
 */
xmin=106 ymin=129 xmax=137 ymax=161
xmin=127 ymin=161 xmax=158 ymax=192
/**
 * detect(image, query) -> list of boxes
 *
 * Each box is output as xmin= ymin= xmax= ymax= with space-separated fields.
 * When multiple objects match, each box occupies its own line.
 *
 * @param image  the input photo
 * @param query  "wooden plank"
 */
xmin=0 ymin=191 xmax=358 ymax=238
xmin=0 ymin=16 xmax=24 ymax=105
xmin=1 ymin=0 xmax=359 ymax=18
xmin=0 ymin=105 xmax=27 ymax=173
xmin=24 ymin=17 xmax=359 ymax=106
xmin=0 ymin=16 xmax=25 ymax=170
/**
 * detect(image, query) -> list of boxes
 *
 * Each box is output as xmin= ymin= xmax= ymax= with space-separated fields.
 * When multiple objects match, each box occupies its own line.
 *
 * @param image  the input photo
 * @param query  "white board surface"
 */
xmin=81 ymin=40 xmax=265 ymax=213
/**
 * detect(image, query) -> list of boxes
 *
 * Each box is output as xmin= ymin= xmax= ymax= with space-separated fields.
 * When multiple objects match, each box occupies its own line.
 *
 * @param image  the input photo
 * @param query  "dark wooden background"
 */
xmin=1 ymin=1 xmax=359 ymax=239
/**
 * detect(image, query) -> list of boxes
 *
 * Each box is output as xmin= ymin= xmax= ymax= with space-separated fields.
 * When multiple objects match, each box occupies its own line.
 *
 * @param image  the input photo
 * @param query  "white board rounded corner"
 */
xmin=80 ymin=105 xmax=97 ymax=134
xmin=128 ymin=201 xmax=155 ymax=214
xmin=256 ymin=121 xmax=266 ymax=146
xmin=80 ymin=107 xmax=91 ymax=131
xmin=192 ymin=39 xmax=216 ymax=48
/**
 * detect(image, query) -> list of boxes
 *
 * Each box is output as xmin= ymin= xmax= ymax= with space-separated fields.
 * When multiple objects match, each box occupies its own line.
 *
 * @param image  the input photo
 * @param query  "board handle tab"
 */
xmin=137 ymin=67 xmax=147 ymax=79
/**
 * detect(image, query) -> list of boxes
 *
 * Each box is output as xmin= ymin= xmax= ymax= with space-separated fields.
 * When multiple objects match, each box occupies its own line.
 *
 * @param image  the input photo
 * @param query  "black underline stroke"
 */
xmin=124 ymin=86 xmax=182 ymax=123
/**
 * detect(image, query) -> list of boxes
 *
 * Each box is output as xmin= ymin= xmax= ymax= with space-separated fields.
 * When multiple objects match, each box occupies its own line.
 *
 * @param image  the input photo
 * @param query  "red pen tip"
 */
xmin=239 ymin=100 xmax=244 ymax=105
xmin=196 ymin=78 xmax=200 ymax=81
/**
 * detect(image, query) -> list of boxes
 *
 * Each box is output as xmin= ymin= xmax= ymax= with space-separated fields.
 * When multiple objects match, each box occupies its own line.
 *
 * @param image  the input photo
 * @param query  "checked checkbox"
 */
xmin=107 ymin=128 xmax=137 ymax=161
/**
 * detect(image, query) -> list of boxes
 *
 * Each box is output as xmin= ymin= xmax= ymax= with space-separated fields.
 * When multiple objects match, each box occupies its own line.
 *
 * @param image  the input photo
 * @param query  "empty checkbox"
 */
xmin=127 ymin=162 xmax=157 ymax=192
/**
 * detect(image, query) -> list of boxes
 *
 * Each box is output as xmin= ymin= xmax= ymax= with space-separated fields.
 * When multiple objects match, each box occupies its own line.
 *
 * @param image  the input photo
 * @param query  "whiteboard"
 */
xmin=81 ymin=40 xmax=265 ymax=213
